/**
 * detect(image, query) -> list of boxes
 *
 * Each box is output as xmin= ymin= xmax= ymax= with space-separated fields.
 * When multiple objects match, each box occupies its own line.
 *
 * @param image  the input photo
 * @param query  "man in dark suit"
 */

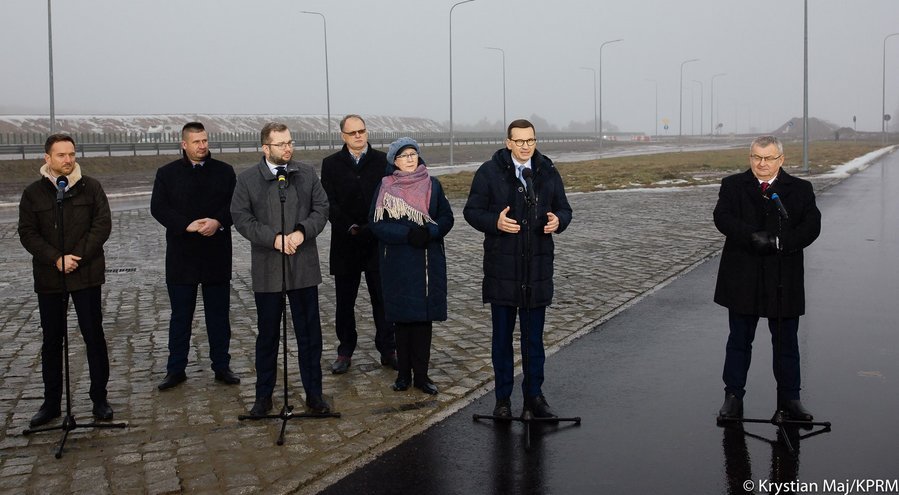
xmin=714 ymin=135 xmax=821 ymax=422
xmin=320 ymin=114 xmax=395 ymax=375
xmin=151 ymin=122 xmax=239 ymax=390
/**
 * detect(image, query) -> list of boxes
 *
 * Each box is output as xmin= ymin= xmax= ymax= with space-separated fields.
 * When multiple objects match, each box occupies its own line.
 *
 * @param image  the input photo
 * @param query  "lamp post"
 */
xmin=679 ymin=58 xmax=699 ymax=138
xmin=710 ymin=73 xmax=726 ymax=136
xmin=47 ymin=0 xmax=56 ymax=134
xmin=580 ymin=67 xmax=597 ymax=139
xmin=300 ymin=11 xmax=332 ymax=149
xmin=598 ymin=38 xmax=622 ymax=150
xmin=802 ymin=0 xmax=808 ymax=172
xmin=449 ymin=0 xmax=476 ymax=168
xmin=485 ymin=46 xmax=506 ymax=130
xmin=693 ymin=80 xmax=703 ymax=137
xmin=882 ymin=32 xmax=899 ymax=143
xmin=645 ymin=79 xmax=658 ymax=138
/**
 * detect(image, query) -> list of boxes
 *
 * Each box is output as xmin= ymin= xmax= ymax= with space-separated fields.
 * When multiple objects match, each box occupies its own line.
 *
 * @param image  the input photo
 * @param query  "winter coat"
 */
xmin=231 ymin=158 xmax=329 ymax=292
xmin=150 ymin=152 xmax=235 ymax=285
xmin=320 ymin=144 xmax=388 ymax=275
xmin=713 ymin=169 xmax=821 ymax=317
xmin=369 ymin=171 xmax=454 ymax=323
xmin=463 ymin=148 xmax=572 ymax=308
xmin=18 ymin=173 xmax=111 ymax=293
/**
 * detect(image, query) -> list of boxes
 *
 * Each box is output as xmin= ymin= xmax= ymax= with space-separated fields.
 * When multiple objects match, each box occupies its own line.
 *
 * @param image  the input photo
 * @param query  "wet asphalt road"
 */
xmin=321 ymin=153 xmax=899 ymax=494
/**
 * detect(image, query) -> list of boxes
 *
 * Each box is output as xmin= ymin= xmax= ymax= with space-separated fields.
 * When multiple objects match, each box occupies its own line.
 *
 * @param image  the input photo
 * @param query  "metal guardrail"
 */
xmin=0 ymin=133 xmax=600 ymax=160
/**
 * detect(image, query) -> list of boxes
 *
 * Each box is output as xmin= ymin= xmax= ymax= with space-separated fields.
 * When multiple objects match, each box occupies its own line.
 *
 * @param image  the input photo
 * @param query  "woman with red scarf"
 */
xmin=370 ymin=137 xmax=454 ymax=395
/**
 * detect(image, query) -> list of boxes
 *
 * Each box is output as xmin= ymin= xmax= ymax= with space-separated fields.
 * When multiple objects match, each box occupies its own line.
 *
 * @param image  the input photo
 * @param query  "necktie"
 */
xmin=761 ymin=181 xmax=769 ymax=193
xmin=517 ymin=165 xmax=527 ymax=189
xmin=276 ymin=166 xmax=286 ymax=176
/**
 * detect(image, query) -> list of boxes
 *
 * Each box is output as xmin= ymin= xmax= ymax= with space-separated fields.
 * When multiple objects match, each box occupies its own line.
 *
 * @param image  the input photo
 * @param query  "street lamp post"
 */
xmin=449 ymin=0 xmax=476 ymax=168
xmin=679 ymin=58 xmax=699 ymax=138
xmin=485 ymin=46 xmax=506 ymax=130
xmin=802 ymin=0 xmax=809 ymax=172
xmin=693 ymin=80 xmax=703 ymax=137
xmin=598 ymin=38 xmax=622 ymax=151
xmin=710 ymin=73 xmax=726 ymax=136
xmin=300 ymin=11 xmax=332 ymax=149
xmin=580 ymin=67 xmax=597 ymax=139
xmin=882 ymin=32 xmax=899 ymax=143
xmin=47 ymin=0 xmax=56 ymax=134
xmin=645 ymin=79 xmax=658 ymax=138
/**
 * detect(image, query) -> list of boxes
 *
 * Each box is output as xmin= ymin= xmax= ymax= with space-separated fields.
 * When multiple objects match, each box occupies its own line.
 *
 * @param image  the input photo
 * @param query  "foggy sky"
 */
xmin=2 ymin=0 xmax=898 ymax=135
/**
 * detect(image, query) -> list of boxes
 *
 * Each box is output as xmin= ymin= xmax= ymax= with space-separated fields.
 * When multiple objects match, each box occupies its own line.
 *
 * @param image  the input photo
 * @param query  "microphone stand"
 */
xmin=23 ymin=179 xmax=126 ymax=458
xmin=474 ymin=169 xmax=580 ymax=451
xmin=718 ymin=199 xmax=830 ymax=455
xmin=238 ymin=169 xmax=339 ymax=446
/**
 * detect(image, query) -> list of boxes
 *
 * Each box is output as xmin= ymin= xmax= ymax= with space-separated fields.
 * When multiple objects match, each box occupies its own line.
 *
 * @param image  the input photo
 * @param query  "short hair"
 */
xmin=261 ymin=122 xmax=289 ymax=145
xmin=507 ymin=119 xmax=535 ymax=139
xmin=750 ymin=135 xmax=783 ymax=155
xmin=339 ymin=114 xmax=365 ymax=132
xmin=44 ymin=133 xmax=75 ymax=154
xmin=181 ymin=121 xmax=206 ymax=141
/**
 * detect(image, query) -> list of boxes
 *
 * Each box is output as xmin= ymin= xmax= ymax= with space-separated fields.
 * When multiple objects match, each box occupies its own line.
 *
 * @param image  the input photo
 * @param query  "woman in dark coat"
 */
xmin=369 ymin=137 xmax=454 ymax=395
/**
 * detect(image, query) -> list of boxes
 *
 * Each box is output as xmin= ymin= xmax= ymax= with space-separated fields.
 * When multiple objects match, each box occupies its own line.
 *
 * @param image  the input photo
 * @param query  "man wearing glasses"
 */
xmin=714 ymin=135 xmax=821 ymax=423
xmin=320 ymin=115 xmax=396 ymax=375
xmin=463 ymin=119 xmax=573 ymax=420
xmin=231 ymin=122 xmax=332 ymax=416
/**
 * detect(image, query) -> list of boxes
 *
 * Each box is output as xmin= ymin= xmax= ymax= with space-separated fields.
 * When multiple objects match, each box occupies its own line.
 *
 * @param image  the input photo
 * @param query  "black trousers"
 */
xmin=37 ymin=285 xmax=109 ymax=405
xmin=723 ymin=311 xmax=801 ymax=401
xmin=165 ymin=283 xmax=232 ymax=374
xmin=334 ymin=270 xmax=394 ymax=358
xmin=394 ymin=321 xmax=432 ymax=385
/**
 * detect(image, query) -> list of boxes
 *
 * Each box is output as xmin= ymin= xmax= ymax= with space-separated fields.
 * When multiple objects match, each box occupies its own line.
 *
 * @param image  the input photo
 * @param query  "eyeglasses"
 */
xmin=396 ymin=152 xmax=419 ymax=161
xmin=510 ymin=138 xmax=537 ymax=148
xmin=342 ymin=128 xmax=366 ymax=137
xmin=750 ymin=154 xmax=783 ymax=164
xmin=266 ymin=141 xmax=294 ymax=149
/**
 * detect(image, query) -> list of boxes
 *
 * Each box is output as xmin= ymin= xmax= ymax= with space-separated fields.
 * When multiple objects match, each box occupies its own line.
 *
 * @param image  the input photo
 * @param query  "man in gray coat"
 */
xmin=231 ymin=122 xmax=331 ymax=416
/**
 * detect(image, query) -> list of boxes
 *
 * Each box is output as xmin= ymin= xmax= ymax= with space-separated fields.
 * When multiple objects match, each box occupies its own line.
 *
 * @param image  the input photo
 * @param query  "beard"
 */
xmin=268 ymin=154 xmax=290 ymax=165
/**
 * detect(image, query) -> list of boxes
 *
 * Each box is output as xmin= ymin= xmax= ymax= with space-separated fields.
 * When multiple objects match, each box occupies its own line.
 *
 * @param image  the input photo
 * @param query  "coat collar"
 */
xmin=256 ymin=157 xmax=299 ymax=181
xmin=491 ymin=148 xmax=553 ymax=176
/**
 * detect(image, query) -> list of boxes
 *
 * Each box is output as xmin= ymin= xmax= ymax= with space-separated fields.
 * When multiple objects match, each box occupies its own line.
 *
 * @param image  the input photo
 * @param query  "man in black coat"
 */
xmin=18 ymin=134 xmax=114 ymax=426
xmin=320 ymin=115 xmax=395 ymax=374
xmin=714 ymin=135 xmax=821 ymax=422
xmin=464 ymin=119 xmax=573 ymax=419
xmin=151 ymin=122 xmax=239 ymax=390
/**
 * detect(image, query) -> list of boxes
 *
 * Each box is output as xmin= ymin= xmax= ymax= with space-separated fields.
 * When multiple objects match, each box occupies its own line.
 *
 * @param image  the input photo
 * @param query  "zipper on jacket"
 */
xmin=424 ymin=244 xmax=429 ymax=318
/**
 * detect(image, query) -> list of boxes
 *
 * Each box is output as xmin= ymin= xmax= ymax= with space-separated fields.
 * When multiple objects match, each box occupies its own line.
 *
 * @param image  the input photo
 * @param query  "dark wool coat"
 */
xmin=320 ymin=144 xmax=388 ymax=275
xmin=463 ymin=148 xmax=573 ymax=308
xmin=18 ymin=174 xmax=111 ymax=293
xmin=369 ymin=172 xmax=454 ymax=323
xmin=713 ymin=169 xmax=821 ymax=317
xmin=150 ymin=152 xmax=236 ymax=285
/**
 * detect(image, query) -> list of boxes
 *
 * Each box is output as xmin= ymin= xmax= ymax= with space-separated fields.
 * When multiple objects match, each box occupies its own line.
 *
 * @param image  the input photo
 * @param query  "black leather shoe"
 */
xmin=392 ymin=377 xmax=410 ymax=391
xmin=780 ymin=399 xmax=814 ymax=422
xmin=414 ymin=379 xmax=439 ymax=396
xmin=718 ymin=392 xmax=743 ymax=420
xmin=249 ymin=396 xmax=273 ymax=416
xmin=92 ymin=400 xmax=114 ymax=421
xmin=380 ymin=352 xmax=398 ymax=370
xmin=526 ymin=395 xmax=558 ymax=419
xmin=158 ymin=371 xmax=187 ymax=390
xmin=29 ymin=403 xmax=61 ymax=428
xmin=331 ymin=356 xmax=351 ymax=375
xmin=493 ymin=398 xmax=512 ymax=419
xmin=305 ymin=395 xmax=331 ymax=415
xmin=214 ymin=368 xmax=240 ymax=385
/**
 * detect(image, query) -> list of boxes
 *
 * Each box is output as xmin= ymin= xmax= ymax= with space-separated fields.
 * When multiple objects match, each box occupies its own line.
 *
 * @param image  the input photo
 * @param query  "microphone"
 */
xmin=522 ymin=168 xmax=536 ymax=206
xmin=56 ymin=176 xmax=68 ymax=203
xmin=276 ymin=167 xmax=287 ymax=190
xmin=770 ymin=192 xmax=789 ymax=220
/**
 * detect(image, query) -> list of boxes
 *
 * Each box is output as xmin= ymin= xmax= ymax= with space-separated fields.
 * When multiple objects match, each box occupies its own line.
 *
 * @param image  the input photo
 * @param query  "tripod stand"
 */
xmin=23 ymin=178 xmax=126 ymax=458
xmin=717 ymin=199 xmax=830 ymax=455
xmin=474 ymin=170 xmax=580 ymax=450
xmin=238 ymin=168 xmax=339 ymax=445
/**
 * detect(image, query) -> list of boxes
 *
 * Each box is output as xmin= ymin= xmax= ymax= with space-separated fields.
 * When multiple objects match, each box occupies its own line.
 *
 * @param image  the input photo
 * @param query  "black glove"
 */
xmin=749 ymin=231 xmax=777 ymax=255
xmin=407 ymin=226 xmax=430 ymax=248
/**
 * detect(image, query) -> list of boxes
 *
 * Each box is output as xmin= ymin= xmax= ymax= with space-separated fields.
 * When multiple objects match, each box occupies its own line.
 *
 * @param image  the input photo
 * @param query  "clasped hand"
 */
xmin=496 ymin=206 xmax=560 ymax=234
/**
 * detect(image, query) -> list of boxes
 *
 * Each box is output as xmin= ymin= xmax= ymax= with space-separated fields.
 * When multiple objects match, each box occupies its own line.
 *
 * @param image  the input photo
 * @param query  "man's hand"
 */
xmin=496 ymin=206 xmax=520 ymax=233
xmin=544 ymin=212 xmax=560 ymax=234
xmin=286 ymin=230 xmax=305 ymax=250
xmin=186 ymin=220 xmax=203 ymax=233
xmin=56 ymin=254 xmax=82 ymax=274
xmin=196 ymin=218 xmax=221 ymax=237
xmin=274 ymin=234 xmax=296 ymax=255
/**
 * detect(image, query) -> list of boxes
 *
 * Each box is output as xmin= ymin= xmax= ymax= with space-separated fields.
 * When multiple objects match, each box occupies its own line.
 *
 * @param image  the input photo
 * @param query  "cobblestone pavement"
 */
xmin=0 ymin=175 xmax=841 ymax=494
